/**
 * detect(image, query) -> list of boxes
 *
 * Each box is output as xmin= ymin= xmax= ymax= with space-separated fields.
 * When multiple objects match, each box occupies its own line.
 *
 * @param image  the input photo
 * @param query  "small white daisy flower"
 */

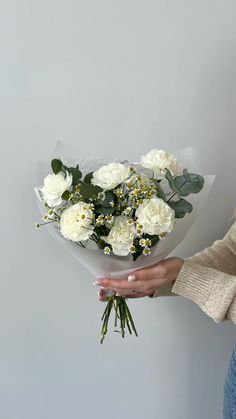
xmin=143 ymin=248 xmax=151 ymax=256
xmin=129 ymin=245 xmax=136 ymax=254
xmin=104 ymin=246 xmax=111 ymax=255
xmin=105 ymin=215 xmax=114 ymax=224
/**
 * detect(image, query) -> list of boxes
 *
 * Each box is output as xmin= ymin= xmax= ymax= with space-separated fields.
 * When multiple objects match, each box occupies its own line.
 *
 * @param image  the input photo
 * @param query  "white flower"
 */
xmin=91 ymin=163 xmax=130 ymax=191
xmin=143 ymin=248 xmax=151 ymax=256
xmin=41 ymin=171 xmax=72 ymax=207
xmin=136 ymin=197 xmax=175 ymax=235
xmin=140 ymin=149 xmax=181 ymax=179
xmin=104 ymin=246 xmax=111 ymax=255
xmin=60 ymin=202 xmax=94 ymax=242
xmin=102 ymin=216 xmax=136 ymax=256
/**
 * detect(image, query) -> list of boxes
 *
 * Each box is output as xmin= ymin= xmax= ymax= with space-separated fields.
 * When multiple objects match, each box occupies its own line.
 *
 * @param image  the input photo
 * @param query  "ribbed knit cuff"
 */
xmin=172 ymin=260 xmax=236 ymax=323
xmin=172 ymin=260 xmax=214 ymax=307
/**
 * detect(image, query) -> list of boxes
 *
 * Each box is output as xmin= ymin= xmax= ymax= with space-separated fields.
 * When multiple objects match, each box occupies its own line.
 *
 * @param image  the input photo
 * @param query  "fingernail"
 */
xmin=93 ymin=281 xmax=101 ymax=286
xmin=128 ymin=275 xmax=136 ymax=282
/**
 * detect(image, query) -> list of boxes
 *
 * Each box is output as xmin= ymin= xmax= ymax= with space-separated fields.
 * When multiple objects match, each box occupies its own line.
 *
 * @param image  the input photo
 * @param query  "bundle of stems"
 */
xmin=100 ymin=294 xmax=138 ymax=344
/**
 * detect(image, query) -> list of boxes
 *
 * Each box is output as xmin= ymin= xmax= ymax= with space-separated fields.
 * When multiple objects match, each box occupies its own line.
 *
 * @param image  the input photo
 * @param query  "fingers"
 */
xmin=117 ymin=292 xmax=148 ymax=298
xmin=129 ymin=262 xmax=167 ymax=282
xmin=98 ymin=287 xmax=148 ymax=301
xmin=98 ymin=288 xmax=108 ymax=302
xmin=95 ymin=278 xmax=139 ymax=290
xmin=96 ymin=277 xmax=158 ymax=295
xmin=96 ymin=258 xmax=183 ymax=302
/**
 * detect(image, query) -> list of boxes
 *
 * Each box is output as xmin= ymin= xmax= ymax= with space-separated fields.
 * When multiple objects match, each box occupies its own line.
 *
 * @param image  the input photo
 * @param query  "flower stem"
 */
xmin=100 ymin=295 xmax=138 ymax=343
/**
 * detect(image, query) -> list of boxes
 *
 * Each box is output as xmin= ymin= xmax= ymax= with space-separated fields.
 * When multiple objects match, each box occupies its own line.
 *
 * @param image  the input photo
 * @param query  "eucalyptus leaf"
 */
xmin=61 ymin=190 xmax=70 ymax=201
xmin=51 ymin=159 xmax=62 ymax=174
xmin=79 ymin=183 xmax=103 ymax=200
xmin=96 ymin=206 xmax=115 ymax=215
xmin=156 ymin=183 xmax=166 ymax=201
xmin=64 ymin=165 xmax=82 ymax=186
xmin=84 ymin=171 xmax=94 ymax=184
xmin=102 ymin=191 xmax=115 ymax=207
xmin=168 ymin=198 xmax=193 ymax=218
xmin=165 ymin=168 xmax=204 ymax=197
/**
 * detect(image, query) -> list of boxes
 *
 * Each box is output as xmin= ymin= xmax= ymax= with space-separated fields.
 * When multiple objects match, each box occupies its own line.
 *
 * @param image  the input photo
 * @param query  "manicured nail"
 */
xmin=93 ymin=281 xmax=101 ymax=286
xmin=128 ymin=275 xmax=136 ymax=282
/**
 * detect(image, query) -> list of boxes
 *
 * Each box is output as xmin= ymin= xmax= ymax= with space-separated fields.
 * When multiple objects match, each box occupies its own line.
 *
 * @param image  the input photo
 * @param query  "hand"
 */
xmin=96 ymin=257 xmax=184 ymax=301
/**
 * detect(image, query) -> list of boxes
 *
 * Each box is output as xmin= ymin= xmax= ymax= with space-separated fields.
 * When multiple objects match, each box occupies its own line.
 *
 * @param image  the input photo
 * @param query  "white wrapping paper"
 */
xmin=35 ymin=141 xmax=215 ymax=279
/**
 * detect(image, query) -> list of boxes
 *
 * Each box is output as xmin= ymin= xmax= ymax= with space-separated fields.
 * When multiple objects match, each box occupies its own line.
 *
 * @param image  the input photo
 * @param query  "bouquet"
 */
xmin=35 ymin=142 xmax=214 ymax=343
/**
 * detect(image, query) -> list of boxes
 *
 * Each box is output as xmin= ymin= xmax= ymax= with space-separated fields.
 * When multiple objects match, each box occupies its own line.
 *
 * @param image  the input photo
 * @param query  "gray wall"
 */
xmin=1 ymin=1 xmax=236 ymax=418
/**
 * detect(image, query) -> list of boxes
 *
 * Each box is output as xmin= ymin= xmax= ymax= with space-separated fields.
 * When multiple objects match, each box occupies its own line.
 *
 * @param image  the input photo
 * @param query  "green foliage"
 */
xmin=84 ymin=171 xmax=94 ymax=184
xmin=79 ymin=183 xmax=103 ymax=200
xmin=61 ymin=190 xmax=70 ymax=201
xmin=51 ymin=158 xmax=82 ymax=186
xmin=168 ymin=198 xmax=193 ymax=218
xmin=165 ymin=168 xmax=204 ymax=197
xmin=96 ymin=206 xmax=115 ymax=215
xmin=95 ymin=191 xmax=115 ymax=215
xmin=145 ymin=234 xmax=159 ymax=247
xmin=51 ymin=158 xmax=62 ymax=174
xmin=102 ymin=191 xmax=114 ymax=207
xmin=155 ymin=183 xmax=166 ymax=201
xmin=132 ymin=234 xmax=159 ymax=261
xmin=132 ymin=247 xmax=143 ymax=261
xmin=64 ymin=165 xmax=82 ymax=186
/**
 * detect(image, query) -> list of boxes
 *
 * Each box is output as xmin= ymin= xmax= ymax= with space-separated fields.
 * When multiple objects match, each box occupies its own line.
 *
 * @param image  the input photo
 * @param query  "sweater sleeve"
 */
xmin=171 ymin=222 xmax=236 ymax=324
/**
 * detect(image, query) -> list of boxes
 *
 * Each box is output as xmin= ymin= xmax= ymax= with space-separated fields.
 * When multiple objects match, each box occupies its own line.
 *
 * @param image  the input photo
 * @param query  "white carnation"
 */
xmin=41 ymin=171 xmax=72 ymax=207
xmin=60 ymin=202 xmax=94 ymax=242
xmin=140 ymin=149 xmax=181 ymax=179
xmin=136 ymin=197 xmax=175 ymax=235
xmin=102 ymin=216 xmax=136 ymax=256
xmin=92 ymin=163 xmax=130 ymax=191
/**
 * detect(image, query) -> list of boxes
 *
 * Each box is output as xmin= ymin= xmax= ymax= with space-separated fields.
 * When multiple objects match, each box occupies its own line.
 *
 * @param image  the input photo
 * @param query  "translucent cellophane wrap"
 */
xmin=35 ymin=141 xmax=215 ymax=279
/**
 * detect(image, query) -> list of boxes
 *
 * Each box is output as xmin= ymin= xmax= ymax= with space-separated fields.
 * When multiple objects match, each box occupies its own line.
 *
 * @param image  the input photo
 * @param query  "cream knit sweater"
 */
xmin=156 ymin=221 xmax=236 ymax=325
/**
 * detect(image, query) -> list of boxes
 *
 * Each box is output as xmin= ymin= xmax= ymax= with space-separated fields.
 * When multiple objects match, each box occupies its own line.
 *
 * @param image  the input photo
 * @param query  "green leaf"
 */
xmin=132 ymin=248 xmax=143 ymax=261
xmin=51 ymin=159 xmax=62 ymax=174
xmin=153 ymin=179 xmax=166 ymax=201
xmin=156 ymin=183 xmax=166 ymax=201
xmin=165 ymin=168 xmax=204 ymax=197
xmin=143 ymin=234 xmax=159 ymax=247
xmin=79 ymin=183 xmax=103 ymax=200
xmin=84 ymin=171 xmax=94 ymax=184
xmin=96 ymin=206 xmax=115 ymax=215
xmin=64 ymin=165 xmax=82 ymax=186
xmin=102 ymin=191 xmax=115 ymax=207
xmin=175 ymin=172 xmax=204 ymax=196
xmin=165 ymin=169 xmax=178 ymax=193
xmin=61 ymin=190 xmax=70 ymax=201
xmin=168 ymin=198 xmax=193 ymax=218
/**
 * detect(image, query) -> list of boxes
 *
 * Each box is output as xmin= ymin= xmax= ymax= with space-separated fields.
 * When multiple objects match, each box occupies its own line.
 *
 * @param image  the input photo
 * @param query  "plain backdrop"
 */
xmin=0 ymin=1 xmax=236 ymax=419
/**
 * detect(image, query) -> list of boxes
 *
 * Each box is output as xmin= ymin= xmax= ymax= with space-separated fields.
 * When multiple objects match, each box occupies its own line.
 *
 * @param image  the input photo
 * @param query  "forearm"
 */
xmin=186 ymin=222 xmax=236 ymax=275
xmin=172 ymin=260 xmax=236 ymax=324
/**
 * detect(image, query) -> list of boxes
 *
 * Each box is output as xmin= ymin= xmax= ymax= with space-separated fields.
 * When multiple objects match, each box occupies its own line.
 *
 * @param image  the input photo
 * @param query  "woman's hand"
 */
xmin=96 ymin=257 xmax=184 ymax=301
